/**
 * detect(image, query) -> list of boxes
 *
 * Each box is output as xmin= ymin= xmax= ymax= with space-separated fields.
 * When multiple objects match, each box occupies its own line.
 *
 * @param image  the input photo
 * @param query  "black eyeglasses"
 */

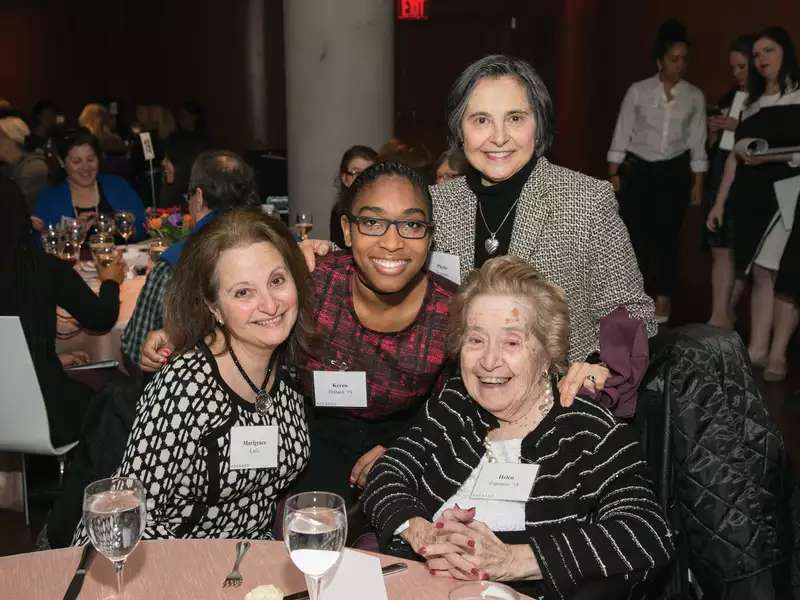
xmin=346 ymin=214 xmax=434 ymax=239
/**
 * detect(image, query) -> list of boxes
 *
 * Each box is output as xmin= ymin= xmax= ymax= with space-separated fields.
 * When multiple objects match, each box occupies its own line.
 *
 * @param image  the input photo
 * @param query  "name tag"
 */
xmin=313 ymin=371 xmax=368 ymax=408
xmin=229 ymin=425 xmax=278 ymax=470
xmin=471 ymin=462 xmax=539 ymax=502
xmin=427 ymin=251 xmax=461 ymax=284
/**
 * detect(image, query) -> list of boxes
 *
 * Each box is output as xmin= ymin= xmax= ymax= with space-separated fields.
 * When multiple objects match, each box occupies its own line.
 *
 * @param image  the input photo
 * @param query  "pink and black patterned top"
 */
xmin=300 ymin=252 xmax=455 ymax=421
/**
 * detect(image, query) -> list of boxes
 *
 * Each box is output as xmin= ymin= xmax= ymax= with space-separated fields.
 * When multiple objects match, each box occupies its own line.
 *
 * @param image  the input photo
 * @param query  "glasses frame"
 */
xmin=345 ymin=213 xmax=435 ymax=239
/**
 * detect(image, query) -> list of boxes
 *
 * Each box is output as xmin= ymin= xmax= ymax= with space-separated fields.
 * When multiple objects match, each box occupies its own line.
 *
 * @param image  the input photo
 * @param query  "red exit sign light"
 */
xmin=397 ymin=0 xmax=428 ymax=21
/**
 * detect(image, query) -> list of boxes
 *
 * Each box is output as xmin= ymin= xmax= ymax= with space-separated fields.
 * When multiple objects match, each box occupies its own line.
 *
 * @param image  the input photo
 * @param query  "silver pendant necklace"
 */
xmin=477 ymin=196 xmax=522 ymax=255
xmin=229 ymin=346 xmax=277 ymax=416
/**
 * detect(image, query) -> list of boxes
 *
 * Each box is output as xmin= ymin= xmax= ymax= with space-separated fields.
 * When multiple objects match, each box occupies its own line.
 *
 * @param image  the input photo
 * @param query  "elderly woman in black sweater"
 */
xmin=362 ymin=256 xmax=673 ymax=599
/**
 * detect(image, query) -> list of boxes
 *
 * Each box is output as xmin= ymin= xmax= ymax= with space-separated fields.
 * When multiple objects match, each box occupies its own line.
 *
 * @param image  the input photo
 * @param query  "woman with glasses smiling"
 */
xmin=291 ymin=161 xmax=456 ymax=507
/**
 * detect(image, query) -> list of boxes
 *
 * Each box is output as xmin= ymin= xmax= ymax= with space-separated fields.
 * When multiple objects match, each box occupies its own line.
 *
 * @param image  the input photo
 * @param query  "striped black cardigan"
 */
xmin=362 ymin=375 xmax=674 ymax=599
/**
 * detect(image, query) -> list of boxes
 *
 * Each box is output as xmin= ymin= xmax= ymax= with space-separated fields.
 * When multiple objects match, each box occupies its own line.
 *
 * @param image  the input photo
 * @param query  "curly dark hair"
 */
xmin=341 ymin=160 xmax=432 ymax=218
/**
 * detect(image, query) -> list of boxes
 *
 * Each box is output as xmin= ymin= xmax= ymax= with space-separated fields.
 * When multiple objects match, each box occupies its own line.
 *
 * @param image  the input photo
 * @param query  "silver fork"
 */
xmin=222 ymin=541 xmax=251 ymax=587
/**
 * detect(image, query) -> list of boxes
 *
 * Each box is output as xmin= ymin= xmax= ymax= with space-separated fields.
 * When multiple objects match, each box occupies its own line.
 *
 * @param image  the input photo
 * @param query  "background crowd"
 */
xmin=0 ymin=14 xmax=799 ymax=600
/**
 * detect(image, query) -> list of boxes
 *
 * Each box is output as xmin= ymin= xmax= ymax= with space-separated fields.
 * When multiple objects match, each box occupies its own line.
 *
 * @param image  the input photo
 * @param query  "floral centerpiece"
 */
xmin=145 ymin=207 xmax=193 ymax=244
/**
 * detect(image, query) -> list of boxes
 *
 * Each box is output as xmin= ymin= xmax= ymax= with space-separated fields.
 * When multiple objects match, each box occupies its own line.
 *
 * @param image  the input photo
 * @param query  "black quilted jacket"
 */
xmin=641 ymin=324 xmax=795 ymax=600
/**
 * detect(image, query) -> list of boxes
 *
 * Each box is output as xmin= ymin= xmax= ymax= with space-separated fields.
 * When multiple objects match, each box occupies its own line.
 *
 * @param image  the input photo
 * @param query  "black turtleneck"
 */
xmin=466 ymin=155 xmax=538 ymax=268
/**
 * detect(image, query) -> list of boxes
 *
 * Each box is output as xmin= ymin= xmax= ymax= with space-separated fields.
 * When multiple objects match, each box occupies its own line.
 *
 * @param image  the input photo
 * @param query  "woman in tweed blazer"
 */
xmin=430 ymin=55 xmax=655 ymax=416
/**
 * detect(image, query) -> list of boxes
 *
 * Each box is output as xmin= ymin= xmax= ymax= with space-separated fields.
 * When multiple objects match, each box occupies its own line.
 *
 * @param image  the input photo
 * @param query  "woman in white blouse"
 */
xmin=608 ymin=20 xmax=707 ymax=323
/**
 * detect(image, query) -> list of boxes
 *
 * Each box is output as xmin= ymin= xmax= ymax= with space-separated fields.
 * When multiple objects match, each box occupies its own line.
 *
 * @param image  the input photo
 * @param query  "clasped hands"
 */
xmin=401 ymin=507 xmax=539 ymax=582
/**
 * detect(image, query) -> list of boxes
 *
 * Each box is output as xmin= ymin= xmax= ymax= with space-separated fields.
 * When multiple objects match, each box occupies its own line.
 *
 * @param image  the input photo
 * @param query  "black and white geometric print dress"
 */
xmin=74 ymin=343 xmax=309 ymax=543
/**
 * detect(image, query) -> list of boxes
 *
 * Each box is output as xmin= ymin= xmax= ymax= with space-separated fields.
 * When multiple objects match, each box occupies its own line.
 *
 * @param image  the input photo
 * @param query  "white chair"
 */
xmin=0 ymin=316 xmax=79 ymax=525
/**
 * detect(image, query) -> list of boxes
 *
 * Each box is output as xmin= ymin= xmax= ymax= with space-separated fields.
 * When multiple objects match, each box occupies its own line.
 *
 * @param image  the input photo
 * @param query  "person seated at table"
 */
xmin=75 ymin=208 xmax=314 ymax=541
xmin=32 ymin=129 xmax=146 ymax=240
xmin=362 ymin=256 xmax=673 ymax=599
xmin=0 ymin=116 xmax=50 ymax=210
xmin=0 ymin=173 xmax=124 ymax=447
xmin=121 ymin=150 xmax=257 ymax=368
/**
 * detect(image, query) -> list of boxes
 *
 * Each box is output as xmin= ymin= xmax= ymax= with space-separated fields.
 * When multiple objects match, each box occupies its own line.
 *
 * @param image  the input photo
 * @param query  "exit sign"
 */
xmin=397 ymin=0 xmax=428 ymax=21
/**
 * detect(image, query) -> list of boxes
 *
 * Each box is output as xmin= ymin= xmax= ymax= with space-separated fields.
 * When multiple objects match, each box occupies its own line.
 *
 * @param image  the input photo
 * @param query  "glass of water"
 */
xmin=83 ymin=477 xmax=146 ymax=596
xmin=283 ymin=492 xmax=347 ymax=600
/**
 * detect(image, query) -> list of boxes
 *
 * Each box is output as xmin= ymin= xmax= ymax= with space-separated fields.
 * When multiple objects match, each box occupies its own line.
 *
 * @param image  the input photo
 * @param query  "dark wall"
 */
xmin=2 ymin=0 xmax=799 ymax=174
xmin=395 ymin=0 xmax=800 ymax=177
xmin=0 ymin=0 xmax=285 ymax=153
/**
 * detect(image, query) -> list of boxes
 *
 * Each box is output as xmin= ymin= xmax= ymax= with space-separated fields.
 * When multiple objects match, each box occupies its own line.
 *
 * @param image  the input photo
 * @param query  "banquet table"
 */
xmin=0 ymin=539 xmax=518 ymax=600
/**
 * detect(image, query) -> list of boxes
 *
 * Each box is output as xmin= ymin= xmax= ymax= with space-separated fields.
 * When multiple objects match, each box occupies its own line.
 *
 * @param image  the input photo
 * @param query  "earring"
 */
xmin=216 ymin=319 xmax=224 ymax=327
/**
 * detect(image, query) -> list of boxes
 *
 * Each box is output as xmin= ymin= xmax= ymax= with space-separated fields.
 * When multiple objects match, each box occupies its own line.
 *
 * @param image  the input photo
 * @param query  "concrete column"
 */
xmin=284 ymin=0 xmax=394 ymax=239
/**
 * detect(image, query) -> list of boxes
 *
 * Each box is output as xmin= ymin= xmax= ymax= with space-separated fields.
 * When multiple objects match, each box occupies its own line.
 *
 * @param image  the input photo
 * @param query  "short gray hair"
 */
xmin=446 ymin=55 xmax=554 ymax=158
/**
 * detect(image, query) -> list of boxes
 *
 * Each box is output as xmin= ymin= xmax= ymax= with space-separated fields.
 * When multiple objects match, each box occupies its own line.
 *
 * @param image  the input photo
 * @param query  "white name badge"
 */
xmin=139 ymin=132 xmax=156 ymax=161
xmin=229 ymin=425 xmax=278 ymax=470
xmin=313 ymin=371 xmax=368 ymax=408
xmin=471 ymin=462 xmax=540 ymax=502
xmin=427 ymin=251 xmax=461 ymax=284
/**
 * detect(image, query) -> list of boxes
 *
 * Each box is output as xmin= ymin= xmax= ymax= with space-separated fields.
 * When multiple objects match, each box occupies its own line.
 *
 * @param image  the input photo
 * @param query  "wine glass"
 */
xmin=295 ymin=213 xmax=314 ymax=241
xmin=58 ymin=236 xmax=80 ymax=265
xmin=114 ymin=211 xmax=136 ymax=245
xmin=97 ymin=212 xmax=116 ymax=236
xmin=91 ymin=242 xmax=118 ymax=268
xmin=42 ymin=225 xmax=59 ymax=255
xmin=284 ymin=492 xmax=347 ymax=600
xmin=148 ymin=239 xmax=168 ymax=262
xmin=83 ymin=477 xmax=146 ymax=597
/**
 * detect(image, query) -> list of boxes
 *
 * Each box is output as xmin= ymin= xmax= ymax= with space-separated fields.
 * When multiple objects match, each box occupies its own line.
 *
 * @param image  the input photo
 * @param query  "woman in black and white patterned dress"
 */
xmin=75 ymin=208 xmax=316 ymax=541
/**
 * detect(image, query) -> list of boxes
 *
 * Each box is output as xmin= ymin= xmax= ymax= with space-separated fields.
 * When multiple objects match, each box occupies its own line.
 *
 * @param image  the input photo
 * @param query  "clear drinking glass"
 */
xmin=284 ymin=492 xmax=347 ymax=600
xmin=91 ymin=243 xmax=118 ymax=268
xmin=42 ymin=226 xmax=59 ymax=255
xmin=295 ymin=213 xmax=314 ymax=241
xmin=58 ymin=237 xmax=80 ymax=265
xmin=97 ymin=212 xmax=116 ymax=235
xmin=83 ymin=477 xmax=146 ymax=597
xmin=147 ymin=239 xmax=168 ymax=262
xmin=114 ymin=211 xmax=136 ymax=244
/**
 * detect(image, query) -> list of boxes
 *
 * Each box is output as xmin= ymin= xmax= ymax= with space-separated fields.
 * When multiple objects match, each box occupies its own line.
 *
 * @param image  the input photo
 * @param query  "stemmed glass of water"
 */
xmin=284 ymin=492 xmax=347 ymax=600
xmin=114 ymin=211 xmax=136 ymax=245
xmin=83 ymin=477 xmax=146 ymax=597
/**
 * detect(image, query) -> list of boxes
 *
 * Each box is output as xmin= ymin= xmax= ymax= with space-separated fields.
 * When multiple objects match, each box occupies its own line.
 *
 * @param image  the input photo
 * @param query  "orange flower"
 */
xmin=182 ymin=213 xmax=193 ymax=228
xmin=148 ymin=217 xmax=163 ymax=230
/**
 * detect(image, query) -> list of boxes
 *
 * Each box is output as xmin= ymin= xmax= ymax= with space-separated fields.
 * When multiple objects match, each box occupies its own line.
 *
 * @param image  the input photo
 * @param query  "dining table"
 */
xmin=55 ymin=243 xmax=149 ymax=365
xmin=0 ymin=539 xmax=523 ymax=600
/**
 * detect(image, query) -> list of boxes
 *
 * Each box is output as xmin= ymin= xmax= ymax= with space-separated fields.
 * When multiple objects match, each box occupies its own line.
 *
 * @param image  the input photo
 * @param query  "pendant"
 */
xmin=484 ymin=236 xmax=500 ymax=255
xmin=255 ymin=390 xmax=273 ymax=415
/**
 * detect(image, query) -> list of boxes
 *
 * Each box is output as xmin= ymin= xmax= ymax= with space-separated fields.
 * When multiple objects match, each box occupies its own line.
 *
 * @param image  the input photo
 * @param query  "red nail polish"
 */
xmin=471 ymin=568 xmax=479 ymax=576
xmin=467 ymin=539 xmax=475 ymax=548
xmin=418 ymin=546 xmax=427 ymax=555
xmin=435 ymin=521 xmax=444 ymax=529
xmin=481 ymin=573 xmax=489 ymax=580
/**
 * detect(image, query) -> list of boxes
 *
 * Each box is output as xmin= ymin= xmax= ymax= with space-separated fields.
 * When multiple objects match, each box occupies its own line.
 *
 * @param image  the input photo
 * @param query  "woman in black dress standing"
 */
xmin=707 ymin=27 xmax=800 ymax=381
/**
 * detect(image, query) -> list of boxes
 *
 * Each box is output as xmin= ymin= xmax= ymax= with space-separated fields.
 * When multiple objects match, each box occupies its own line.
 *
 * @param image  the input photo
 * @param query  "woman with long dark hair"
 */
xmin=704 ymin=35 xmax=754 ymax=328
xmin=707 ymin=26 xmax=800 ymax=381
xmin=0 ymin=174 xmax=124 ymax=447
xmin=329 ymin=145 xmax=377 ymax=248
xmin=608 ymin=19 xmax=708 ymax=323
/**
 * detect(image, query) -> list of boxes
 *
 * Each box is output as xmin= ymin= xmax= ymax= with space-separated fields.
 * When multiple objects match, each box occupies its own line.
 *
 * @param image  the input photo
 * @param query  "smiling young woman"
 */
xmin=292 ymin=161 xmax=456 ymax=506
